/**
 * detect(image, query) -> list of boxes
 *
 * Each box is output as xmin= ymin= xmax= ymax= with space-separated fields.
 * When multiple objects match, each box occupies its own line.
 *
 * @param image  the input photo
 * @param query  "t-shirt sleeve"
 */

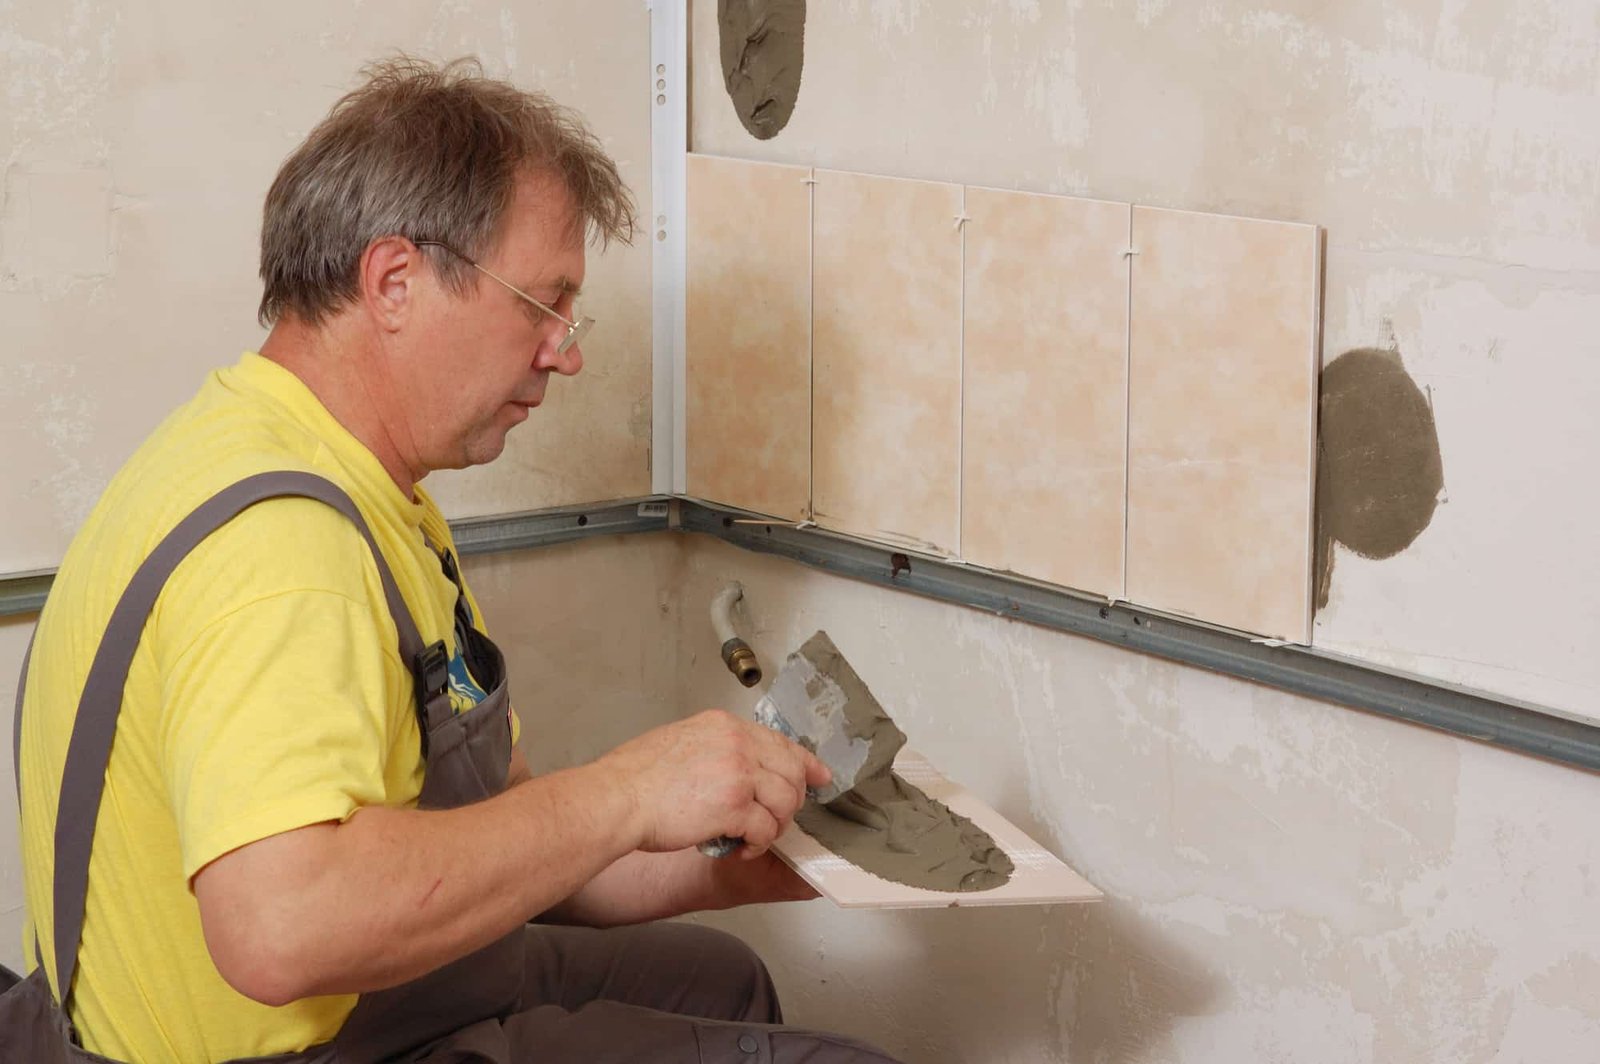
xmin=154 ymin=499 xmax=408 ymax=882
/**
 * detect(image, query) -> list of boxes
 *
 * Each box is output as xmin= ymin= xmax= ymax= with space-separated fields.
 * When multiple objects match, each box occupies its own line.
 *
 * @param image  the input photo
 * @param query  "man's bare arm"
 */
xmin=541 ymin=847 xmax=819 ymax=928
xmin=192 ymin=710 xmax=828 ymax=1006
xmin=517 ymin=747 xmax=815 ymax=928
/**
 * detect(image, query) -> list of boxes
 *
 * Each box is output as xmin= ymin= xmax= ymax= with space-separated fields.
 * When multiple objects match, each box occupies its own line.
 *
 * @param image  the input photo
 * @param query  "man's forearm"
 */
xmin=542 ymin=848 xmax=819 ymax=928
xmin=196 ymin=760 xmax=641 ymax=1005
xmin=540 ymin=849 xmax=721 ymax=927
xmin=197 ymin=709 xmax=828 ymax=1006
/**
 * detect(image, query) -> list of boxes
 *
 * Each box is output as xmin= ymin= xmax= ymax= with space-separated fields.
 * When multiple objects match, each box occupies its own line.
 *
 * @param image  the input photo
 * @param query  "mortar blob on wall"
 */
xmin=718 ymin=0 xmax=805 ymax=139
xmin=1315 ymin=347 xmax=1445 ymax=609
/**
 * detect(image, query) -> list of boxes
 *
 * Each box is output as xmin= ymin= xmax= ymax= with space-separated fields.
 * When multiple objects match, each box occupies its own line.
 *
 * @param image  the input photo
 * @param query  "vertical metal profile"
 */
xmin=648 ymin=0 xmax=689 ymax=496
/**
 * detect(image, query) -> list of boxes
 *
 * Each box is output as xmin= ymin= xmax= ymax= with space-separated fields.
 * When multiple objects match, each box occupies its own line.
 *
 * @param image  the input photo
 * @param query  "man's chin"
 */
xmin=455 ymin=430 xmax=512 ymax=469
xmin=447 ymin=407 xmax=531 ymax=470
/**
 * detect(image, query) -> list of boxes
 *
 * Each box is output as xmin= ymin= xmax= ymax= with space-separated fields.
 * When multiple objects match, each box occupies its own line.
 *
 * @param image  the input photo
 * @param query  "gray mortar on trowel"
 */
xmin=785 ymin=632 xmax=1014 ymax=893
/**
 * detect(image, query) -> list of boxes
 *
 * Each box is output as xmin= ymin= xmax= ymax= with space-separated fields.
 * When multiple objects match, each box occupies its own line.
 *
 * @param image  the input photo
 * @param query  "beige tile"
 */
xmin=685 ymin=154 xmax=812 ymax=521
xmin=961 ymin=187 xmax=1130 ymax=598
xmin=812 ymin=169 xmax=963 ymax=553
xmin=1126 ymin=207 xmax=1320 ymax=641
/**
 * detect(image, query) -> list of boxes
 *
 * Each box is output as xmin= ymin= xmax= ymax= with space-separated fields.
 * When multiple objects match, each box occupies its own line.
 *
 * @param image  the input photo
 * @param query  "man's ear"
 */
xmin=358 ymin=236 xmax=423 ymax=333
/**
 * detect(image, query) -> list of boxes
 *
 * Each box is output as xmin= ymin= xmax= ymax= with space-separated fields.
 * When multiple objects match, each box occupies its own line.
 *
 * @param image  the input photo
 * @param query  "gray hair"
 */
xmin=258 ymin=55 xmax=636 ymax=327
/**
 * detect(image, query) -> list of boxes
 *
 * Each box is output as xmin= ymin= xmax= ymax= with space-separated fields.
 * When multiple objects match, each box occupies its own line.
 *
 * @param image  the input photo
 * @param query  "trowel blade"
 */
xmin=753 ymin=632 xmax=898 ymax=805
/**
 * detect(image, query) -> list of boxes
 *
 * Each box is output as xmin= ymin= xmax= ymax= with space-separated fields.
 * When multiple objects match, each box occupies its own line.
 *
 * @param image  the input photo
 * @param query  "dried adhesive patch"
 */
xmin=718 ymin=0 xmax=806 ymax=140
xmin=1315 ymin=347 xmax=1445 ymax=609
xmin=789 ymin=632 xmax=1013 ymax=893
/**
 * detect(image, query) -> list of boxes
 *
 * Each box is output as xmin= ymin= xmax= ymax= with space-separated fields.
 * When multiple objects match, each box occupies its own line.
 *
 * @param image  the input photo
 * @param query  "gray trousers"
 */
xmin=478 ymin=922 xmax=906 ymax=1064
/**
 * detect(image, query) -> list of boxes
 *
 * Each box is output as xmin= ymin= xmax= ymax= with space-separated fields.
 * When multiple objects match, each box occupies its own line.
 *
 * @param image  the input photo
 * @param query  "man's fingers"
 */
xmin=751 ymin=767 xmax=806 ymax=824
xmin=779 ymin=743 xmax=832 ymax=793
xmin=801 ymin=750 xmax=832 ymax=791
xmin=736 ymin=806 xmax=781 ymax=856
xmin=748 ymin=723 xmax=832 ymax=793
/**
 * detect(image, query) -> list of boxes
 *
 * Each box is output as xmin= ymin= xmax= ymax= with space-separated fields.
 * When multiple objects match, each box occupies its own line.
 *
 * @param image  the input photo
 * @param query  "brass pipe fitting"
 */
xmin=721 ymin=638 xmax=762 ymax=688
xmin=710 ymin=582 xmax=763 ymax=687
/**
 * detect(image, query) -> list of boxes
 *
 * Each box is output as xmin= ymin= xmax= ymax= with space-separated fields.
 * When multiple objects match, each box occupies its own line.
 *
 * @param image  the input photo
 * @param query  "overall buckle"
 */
xmin=413 ymin=639 xmax=450 ymax=757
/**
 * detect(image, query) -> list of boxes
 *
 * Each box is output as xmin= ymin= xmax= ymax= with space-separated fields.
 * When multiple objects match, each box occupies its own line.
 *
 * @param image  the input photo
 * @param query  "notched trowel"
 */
xmin=699 ymin=630 xmax=905 ymax=858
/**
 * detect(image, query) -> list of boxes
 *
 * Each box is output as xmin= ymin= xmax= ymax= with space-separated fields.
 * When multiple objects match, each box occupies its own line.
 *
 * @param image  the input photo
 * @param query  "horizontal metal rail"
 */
xmin=0 ymin=570 xmax=53 ymax=618
xmin=676 ymin=501 xmax=1600 ymax=774
xmin=0 ymin=498 xmax=671 ymax=618
xmin=449 ymin=498 xmax=670 ymax=557
xmin=6 ymin=494 xmax=1596 ymax=773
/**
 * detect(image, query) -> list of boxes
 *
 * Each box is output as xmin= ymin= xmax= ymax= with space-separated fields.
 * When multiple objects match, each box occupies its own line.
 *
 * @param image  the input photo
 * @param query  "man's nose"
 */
xmin=536 ymin=335 xmax=583 ymax=376
xmin=552 ymin=339 xmax=583 ymax=376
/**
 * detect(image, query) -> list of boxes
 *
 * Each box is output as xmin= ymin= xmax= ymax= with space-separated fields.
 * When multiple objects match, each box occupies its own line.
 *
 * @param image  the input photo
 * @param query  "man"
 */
xmin=12 ymin=57 xmax=903 ymax=1063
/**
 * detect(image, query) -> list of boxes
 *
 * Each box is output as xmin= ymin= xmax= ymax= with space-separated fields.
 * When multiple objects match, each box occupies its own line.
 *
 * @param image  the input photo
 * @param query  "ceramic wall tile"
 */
xmin=1126 ymin=206 xmax=1320 ymax=642
xmin=686 ymin=154 xmax=812 ymax=521
xmin=961 ymin=187 xmax=1130 ymax=598
xmin=811 ymin=169 xmax=963 ymax=553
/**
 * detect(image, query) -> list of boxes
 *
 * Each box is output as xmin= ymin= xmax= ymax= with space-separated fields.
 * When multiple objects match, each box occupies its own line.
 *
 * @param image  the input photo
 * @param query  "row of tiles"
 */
xmin=684 ymin=154 xmax=1320 ymax=642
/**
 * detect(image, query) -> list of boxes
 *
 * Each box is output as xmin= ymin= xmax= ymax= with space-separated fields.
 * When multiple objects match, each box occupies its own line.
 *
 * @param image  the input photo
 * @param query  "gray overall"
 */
xmin=0 ymin=472 xmax=905 ymax=1064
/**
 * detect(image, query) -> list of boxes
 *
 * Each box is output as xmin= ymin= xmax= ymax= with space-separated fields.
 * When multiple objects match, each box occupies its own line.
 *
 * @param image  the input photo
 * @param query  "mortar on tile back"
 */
xmin=791 ymin=631 xmax=1014 ymax=893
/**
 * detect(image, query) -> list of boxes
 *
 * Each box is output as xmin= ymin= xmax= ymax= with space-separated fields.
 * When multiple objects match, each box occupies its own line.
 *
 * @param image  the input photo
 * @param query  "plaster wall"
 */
xmin=0 ymin=0 xmax=654 ymax=573
xmin=675 ymin=535 xmax=1600 ymax=1063
xmin=689 ymin=0 xmax=1600 ymax=721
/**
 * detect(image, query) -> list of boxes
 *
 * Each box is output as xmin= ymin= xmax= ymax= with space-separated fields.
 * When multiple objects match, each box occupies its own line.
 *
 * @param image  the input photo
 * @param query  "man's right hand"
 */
xmin=600 ymin=710 xmax=832 ymax=859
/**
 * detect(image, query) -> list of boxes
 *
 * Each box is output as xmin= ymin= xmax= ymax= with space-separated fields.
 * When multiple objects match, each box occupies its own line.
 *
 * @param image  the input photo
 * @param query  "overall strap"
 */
xmin=14 ymin=628 xmax=43 ymax=968
xmin=14 ymin=628 xmax=35 ymax=804
xmin=44 ymin=471 xmax=422 ymax=1013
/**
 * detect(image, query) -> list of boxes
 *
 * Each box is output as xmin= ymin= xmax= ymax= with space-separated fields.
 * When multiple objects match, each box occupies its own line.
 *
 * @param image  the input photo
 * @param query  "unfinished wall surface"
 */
xmin=0 ymin=0 xmax=653 ymax=574
xmin=676 ymin=536 xmax=1600 ymax=1063
xmin=690 ymin=0 xmax=1600 ymax=721
xmin=457 ymin=535 xmax=686 ymax=778
xmin=676 ymin=2 xmax=1600 ymax=1059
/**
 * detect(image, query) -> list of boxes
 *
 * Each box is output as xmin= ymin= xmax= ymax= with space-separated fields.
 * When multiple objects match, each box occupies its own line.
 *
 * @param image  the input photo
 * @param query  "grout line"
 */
xmin=807 ymin=168 xmax=817 ymax=525
xmin=956 ymin=183 xmax=967 ymax=561
xmin=1303 ymin=228 xmax=1326 ymax=642
xmin=1121 ymin=206 xmax=1134 ymax=602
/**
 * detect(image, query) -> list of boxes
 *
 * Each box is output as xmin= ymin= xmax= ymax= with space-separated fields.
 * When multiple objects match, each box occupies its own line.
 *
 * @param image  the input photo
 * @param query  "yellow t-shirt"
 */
xmin=18 ymin=352 xmax=520 ymax=1062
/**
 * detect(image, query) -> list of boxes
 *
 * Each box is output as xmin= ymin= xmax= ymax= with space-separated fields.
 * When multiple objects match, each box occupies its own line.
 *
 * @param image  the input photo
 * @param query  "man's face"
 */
xmin=407 ymin=171 xmax=588 ymax=472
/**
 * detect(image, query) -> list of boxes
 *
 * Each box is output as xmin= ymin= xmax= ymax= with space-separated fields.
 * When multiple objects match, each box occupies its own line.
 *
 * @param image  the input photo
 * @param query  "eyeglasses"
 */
xmin=414 ymin=240 xmax=594 ymax=355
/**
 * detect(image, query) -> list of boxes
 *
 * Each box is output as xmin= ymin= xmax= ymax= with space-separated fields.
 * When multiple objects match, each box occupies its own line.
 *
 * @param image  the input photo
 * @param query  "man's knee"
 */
xmin=653 ymin=922 xmax=782 ymax=1025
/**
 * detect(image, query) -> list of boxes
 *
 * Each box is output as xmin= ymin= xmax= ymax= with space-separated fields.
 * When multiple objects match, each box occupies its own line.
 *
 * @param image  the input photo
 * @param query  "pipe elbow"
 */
xmin=710 ymin=582 xmax=762 ymax=688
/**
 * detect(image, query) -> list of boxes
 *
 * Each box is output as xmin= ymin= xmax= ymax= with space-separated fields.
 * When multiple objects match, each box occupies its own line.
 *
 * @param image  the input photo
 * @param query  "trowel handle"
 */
xmin=693 ymin=695 xmax=800 ymax=858
xmin=697 ymin=835 xmax=742 ymax=859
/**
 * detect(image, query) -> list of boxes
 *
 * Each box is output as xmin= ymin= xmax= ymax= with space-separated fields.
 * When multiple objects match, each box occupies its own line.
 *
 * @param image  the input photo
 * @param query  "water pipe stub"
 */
xmin=720 ymin=638 xmax=763 ymax=687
